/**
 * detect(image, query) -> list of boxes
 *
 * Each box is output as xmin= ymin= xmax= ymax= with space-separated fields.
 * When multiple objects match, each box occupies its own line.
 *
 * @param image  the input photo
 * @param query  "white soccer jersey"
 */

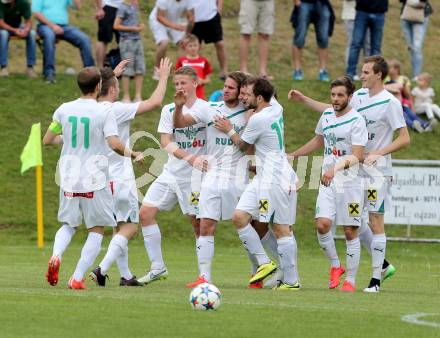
xmin=315 ymin=108 xmax=368 ymax=176
xmin=101 ymin=101 xmax=140 ymax=180
xmin=158 ymin=99 xmax=207 ymax=182
xmin=149 ymin=0 xmax=194 ymax=23
xmin=240 ymin=103 xmax=296 ymax=186
xmin=53 ymin=98 xmax=119 ymax=193
xmin=190 ymin=101 xmax=248 ymax=180
xmin=350 ymin=89 xmax=406 ymax=176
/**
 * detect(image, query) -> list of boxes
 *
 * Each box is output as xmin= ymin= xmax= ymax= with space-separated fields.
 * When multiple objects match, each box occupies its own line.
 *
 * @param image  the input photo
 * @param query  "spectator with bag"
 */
xmin=0 ymin=0 xmax=36 ymax=77
xmin=399 ymin=0 xmax=432 ymax=79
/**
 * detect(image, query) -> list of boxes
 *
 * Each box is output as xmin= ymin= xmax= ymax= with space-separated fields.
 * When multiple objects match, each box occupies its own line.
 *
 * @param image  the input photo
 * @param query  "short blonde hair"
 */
xmin=418 ymin=72 xmax=433 ymax=83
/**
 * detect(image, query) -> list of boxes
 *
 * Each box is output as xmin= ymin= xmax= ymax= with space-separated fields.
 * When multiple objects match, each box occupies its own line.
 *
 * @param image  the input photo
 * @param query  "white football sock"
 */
xmin=197 ymin=236 xmax=214 ymax=282
xmin=371 ymin=233 xmax=386 ymax=280
xmin=72 ymin=232 xmax=103 ymax=281
xmin=116 ymin=246 xmax=133 ymax=280
xmin=237 ymin=224 xmax=270 ymax=266
xmin=277 ymin=236 xmax=299 ymax=285
xmin=359 ymin=218 xmax=373 ymax=254
xmin=317 ymin=231 xmax=340 ymax=268
xmin=99 ymin=234 xmax=128 ymax=275
xmin=52 ymin=224 xmax=76 ymax=259
xmin=142 ymin=224 xmax=165 ymax=271
xmin=247 ymin=251 xmax=259 ymax=275
xmin=345 ymin=237 xmax=361 ymax=285
xmin=261 ymin=229 xmax=280 ymax=265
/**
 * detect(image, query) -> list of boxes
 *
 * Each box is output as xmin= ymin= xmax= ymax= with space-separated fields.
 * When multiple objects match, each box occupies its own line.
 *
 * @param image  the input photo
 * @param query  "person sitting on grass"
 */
xmin=412 ymin=72 xmax=440 ymax=124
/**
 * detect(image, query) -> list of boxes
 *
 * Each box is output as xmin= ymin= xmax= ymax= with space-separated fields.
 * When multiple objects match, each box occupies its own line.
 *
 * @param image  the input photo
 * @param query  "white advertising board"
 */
xmin=385 ymin=166 xmax=440 ymax=226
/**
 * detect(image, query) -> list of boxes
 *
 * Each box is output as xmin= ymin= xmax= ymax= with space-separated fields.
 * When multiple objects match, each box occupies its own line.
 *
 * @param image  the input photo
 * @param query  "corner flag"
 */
xmin=20 ymin=123 xmax=44 ymax=248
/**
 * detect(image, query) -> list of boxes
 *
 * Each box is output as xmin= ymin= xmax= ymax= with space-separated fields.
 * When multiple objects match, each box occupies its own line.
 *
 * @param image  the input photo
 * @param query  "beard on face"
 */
xmin=332 ymin=100 xmax=349 ymax=113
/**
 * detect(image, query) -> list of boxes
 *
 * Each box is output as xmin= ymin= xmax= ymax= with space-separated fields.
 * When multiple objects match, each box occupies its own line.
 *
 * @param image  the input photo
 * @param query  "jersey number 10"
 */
xmin=271 ymin=116 xmax=284 ymax=150
xmin=68 ymin=116 xmax=90 ymax=149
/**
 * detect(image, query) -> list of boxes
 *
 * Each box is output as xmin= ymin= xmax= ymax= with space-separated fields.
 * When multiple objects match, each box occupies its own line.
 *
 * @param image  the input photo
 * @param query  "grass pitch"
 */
xmin=0 ymin=238 xmax=439 ymax=338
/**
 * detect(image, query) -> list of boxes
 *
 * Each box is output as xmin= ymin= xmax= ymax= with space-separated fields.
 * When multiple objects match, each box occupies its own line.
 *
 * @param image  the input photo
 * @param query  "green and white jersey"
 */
xmin=158 ymin=98 xmax=207 ymax=181
xmin=190 ymin=101 xmax=248 ymax=180
xmin=241 ymin=103 xmax=296 ymax=186
xmin=315 ymin=108 xmax=368 ymax=177
xmin=101 ymin=101 xmax=140 ymax=181
xmin=53 ymin=98 xmax=119 ymax=193
xmin=350 ymin=88 xmax=406 ymax=176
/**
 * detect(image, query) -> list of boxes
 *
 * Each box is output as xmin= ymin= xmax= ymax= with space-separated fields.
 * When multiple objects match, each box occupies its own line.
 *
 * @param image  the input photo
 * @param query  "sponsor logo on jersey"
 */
xmin=174 ymin=125 xmax=206 ymax=139
xmin=177 ymin=139 xmax=206 ymax=149
xmin=348 ymin=202 xmax=360 ymax=217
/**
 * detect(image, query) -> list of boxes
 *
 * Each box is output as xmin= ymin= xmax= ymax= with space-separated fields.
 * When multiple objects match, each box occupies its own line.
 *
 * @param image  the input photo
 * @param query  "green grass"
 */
xmin=0 ymin=240 xmax=439 ymax=338
xmin=1 ymin=2 xmax=440 ymax=337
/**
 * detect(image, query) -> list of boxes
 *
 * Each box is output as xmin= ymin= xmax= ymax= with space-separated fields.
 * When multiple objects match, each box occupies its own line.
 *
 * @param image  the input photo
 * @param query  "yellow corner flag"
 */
xmin=20 ymin=123 xmax=43 ymax=174
xmin=20 ymin=123 xmax=44 ymax=248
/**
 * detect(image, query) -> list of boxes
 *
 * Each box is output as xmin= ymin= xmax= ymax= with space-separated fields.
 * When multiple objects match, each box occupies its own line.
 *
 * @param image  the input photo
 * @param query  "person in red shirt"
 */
xmin=176 ymin=34 xmax=212 ymax=99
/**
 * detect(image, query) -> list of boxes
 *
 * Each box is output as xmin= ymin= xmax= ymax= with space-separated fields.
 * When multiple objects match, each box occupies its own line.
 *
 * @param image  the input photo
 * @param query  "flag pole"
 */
xmin=36 ymin=165 xmax=44 ymax=248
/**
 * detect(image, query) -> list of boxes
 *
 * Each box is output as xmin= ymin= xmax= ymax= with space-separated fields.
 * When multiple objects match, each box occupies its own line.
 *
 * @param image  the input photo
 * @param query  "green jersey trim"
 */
xmin=207 ymin=109 xmax=247 ymax=126
xmin=357 ymin=92 xmax=368 ymax=96
xmin=357 ymin=99 xmax=390 ymax=112
xmin=323 ymin=111 xmax=333 ymax=115
xmin=322 ymin=117 xmax=358 ymax=132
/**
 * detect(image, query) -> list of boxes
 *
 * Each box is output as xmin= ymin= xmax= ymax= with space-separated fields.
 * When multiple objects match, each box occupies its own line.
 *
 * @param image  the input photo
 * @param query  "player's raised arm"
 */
xmin=137 ymin=58 xmax=172 ymax=115
xmin=288 ymin=89 xmax=331 ymax=113
xmin=172 ymin=91 xmax=197 ymax=128
xmin=289 ymin=135 xmax=324 ymax=157
xmin=160 ymin=133 xmax=208 ymax=172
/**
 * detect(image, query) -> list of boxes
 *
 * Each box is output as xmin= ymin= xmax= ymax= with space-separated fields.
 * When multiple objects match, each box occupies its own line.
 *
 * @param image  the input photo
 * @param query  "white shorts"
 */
xmin=149 ymin=18 xmax=185 ymax=45
xmin=142 ymin=174 xmax=200 ymax=215
xmin=363 ymin=176 xmax=392 ymax=214
xmin=315 ymin=183 xmax=364 ymax=227
xmin=58 ymin=186 xmax=116 ymax=229
xmin=198 ymin=177 xmax=244 ymax=221
xmin=110 ymin=179 xmax=139 ymax=223
xmin=236 ymin=178 xmax=297 ymax=225
xmin=239 ymin=0 xmax=275 ymax=35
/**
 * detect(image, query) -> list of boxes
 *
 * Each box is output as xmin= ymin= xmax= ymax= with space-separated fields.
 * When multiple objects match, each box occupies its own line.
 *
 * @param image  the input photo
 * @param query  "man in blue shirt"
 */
xmin=32 ymin=0 xmax=95 ymax=83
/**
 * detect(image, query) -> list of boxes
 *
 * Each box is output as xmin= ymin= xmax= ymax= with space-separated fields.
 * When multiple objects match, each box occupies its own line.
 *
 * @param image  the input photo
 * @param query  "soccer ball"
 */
xmin=189 ymin=283 xmax=221 ymax=310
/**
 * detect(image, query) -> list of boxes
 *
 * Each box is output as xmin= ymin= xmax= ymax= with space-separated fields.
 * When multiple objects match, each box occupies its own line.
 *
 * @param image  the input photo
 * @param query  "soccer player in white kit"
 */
xmin=172 ymin=71 xmax=250 ymax=287
xmin=215 ymin=77 xmax=300 ymax=290
xmin=43 ymin=67 xmax=143 ymax=289
xmin=89 ymin=58 xmax=171 ymax=287
xmin=290 ymin=76 xmax=368 ymax=292
xmin=287 ymin=56 xmax=410 ymax=292
xmin=137 ymin=66 xmax=209 ymax=284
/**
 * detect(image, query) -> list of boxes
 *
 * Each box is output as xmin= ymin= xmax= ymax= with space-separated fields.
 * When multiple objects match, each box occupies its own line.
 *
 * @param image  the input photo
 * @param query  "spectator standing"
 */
xmin=176 ymin=34 xmax=212 ymax=100
xmin=238 ymin=0 xmax=275 ymax=79
xmin=342 ymin=0 xmax=370 ymax=77
xmin=32 ymin=0 xmax=95 ymax=84
xmin=113 ymin=0 xmax=145 ymax=103
xmin=412 ymin=72 xmax=440 ymax=122
xmin=291 ymin=0 xmax=335 ymax=81
xmin=95 ymin=0 xmax=122 ymax=69
xmin=149 ymin=0 xmax=194 ymax=80
xmin=191 ymin=0 xmax=227 ymax=79
xmin=0 ymin=0 xmax=36 ymax=77
xmin=346 ymin=0 xmax=388 ymax=79
xmin=400 ymin=0 xmax=432 ymax=79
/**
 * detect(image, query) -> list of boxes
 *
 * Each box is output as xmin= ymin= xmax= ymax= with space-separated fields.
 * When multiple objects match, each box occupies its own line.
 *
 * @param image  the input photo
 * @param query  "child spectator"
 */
xmin=114 ymin=0 xmax=145 ymax=102
xmin=385 ymin=59 xmax=432 ymax=133
xmin=412 ymin=72 xmax=440 ymax=123
xmin=175 ymin=34 xmax=212 ymax=99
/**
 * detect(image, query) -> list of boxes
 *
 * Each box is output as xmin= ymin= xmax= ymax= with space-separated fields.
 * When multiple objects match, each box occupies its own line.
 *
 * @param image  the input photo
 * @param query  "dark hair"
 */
xmin=364 ymin=55 xmax=388 ymax=80
xmin=99 ymin=67 xmax=117 ymax=97
xmin=77 ymin=67 xmax=101 ymax=95
xmin=330 ymin=76 xmax=356 ymax=96
xmin=174 ymin=65 xmax=198 ymax=79
xmin=227 ymin=71 xmax=249 ymax=89
xmin=245 ymin=77 xmax=274 ymax=102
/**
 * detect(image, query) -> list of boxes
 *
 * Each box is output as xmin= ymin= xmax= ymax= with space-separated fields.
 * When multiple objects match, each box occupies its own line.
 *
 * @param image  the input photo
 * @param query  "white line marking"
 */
xmin=401 ymin=313 xmax=440 ymax=328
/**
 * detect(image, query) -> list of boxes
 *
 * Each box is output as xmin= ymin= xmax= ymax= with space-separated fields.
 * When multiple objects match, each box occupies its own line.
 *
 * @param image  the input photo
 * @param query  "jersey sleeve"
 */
xmin=175 ymin=57 xmax=183 ymax=70
xmin=31 ymin=0 xmax=42 ymax=13
xmin=103 ymin=110 xmax=119 ymax=137
xmin=113 ymin=102 xmax=139 ymax=124
xmin=241 ymin=115 xmax=261 ymax=145
xmin=156 ymin=0 xmax=168 ymax=10
xmin=190 ymin=104 xmax=215 ymax=124
xmin=23 ymin=1 xmax=32 ymax=20
xmin=204 ymin=58 xmax=213 ymax=76
xmin=157 ymin=105 xmax=174 ymax=134
xmin=351 ymin=116 xmax=368 ymax=146
xmin=386 ymin=100 xmax=406 ymax=131
xmin=314 ymin=115 xmax=324 ymax=136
